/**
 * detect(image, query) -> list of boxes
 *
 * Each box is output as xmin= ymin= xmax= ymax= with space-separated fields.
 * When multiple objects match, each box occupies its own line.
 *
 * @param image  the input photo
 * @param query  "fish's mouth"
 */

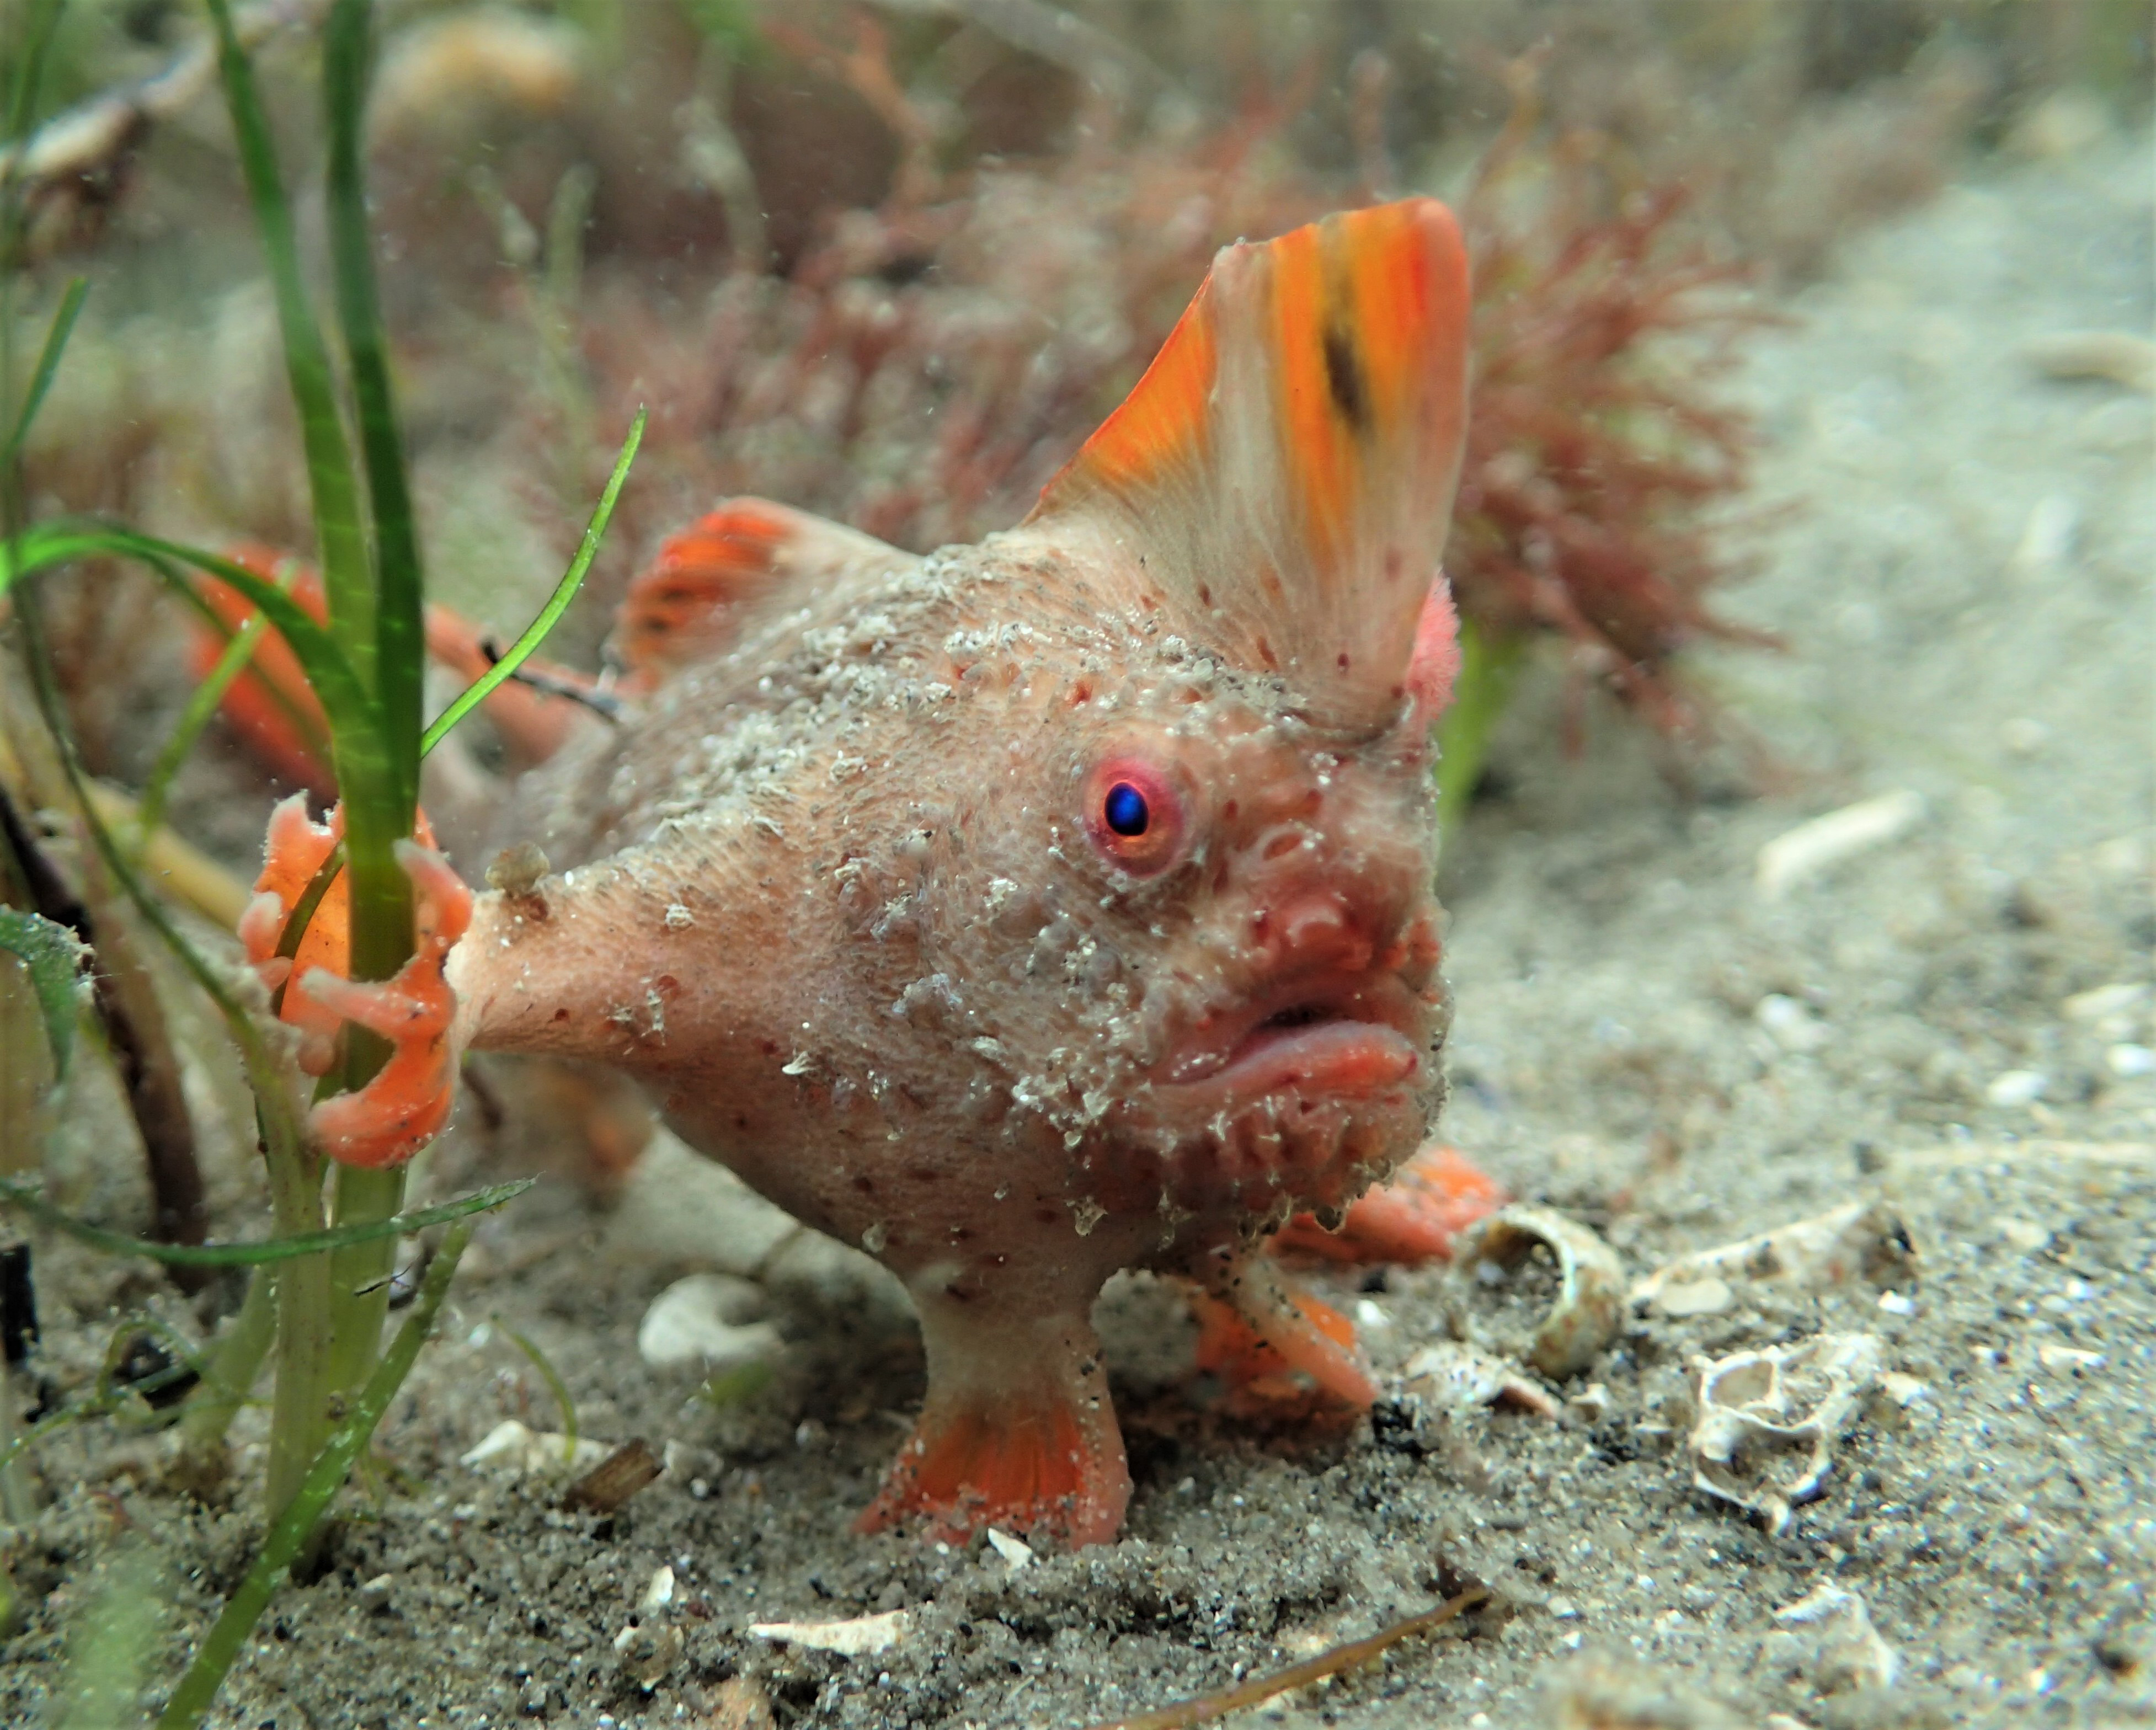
xmin=1152 ymin=970 xmax=1427 ymax=1112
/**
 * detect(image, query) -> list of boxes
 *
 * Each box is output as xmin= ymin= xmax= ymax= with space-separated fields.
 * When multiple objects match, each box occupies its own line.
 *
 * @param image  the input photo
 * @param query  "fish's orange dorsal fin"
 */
xmin=1027 ymin=199 xmax=1471 ymax=731
xmin=610 ymin=499 xmax=910 ymax=683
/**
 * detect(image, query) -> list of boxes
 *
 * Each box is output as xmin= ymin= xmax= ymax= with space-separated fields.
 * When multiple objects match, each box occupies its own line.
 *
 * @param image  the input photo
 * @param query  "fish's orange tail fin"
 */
xmin=1028 ymin=198 xmax=1470 ymax=733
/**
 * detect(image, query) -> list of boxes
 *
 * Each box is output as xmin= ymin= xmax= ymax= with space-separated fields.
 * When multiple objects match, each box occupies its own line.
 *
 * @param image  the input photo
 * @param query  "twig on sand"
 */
xmin=1082 ymin=1586 xmax=1492 ymax=1730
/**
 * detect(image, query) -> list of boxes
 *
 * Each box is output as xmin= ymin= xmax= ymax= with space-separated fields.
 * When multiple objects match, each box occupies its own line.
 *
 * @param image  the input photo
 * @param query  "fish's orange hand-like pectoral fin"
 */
xmin=1027 ymin=199 xmax=1472 ymax=731
xmin=609 ymin=498 xmax=914 ymax=685
xmin=241 ymin=795 xmax=470 ymax=1168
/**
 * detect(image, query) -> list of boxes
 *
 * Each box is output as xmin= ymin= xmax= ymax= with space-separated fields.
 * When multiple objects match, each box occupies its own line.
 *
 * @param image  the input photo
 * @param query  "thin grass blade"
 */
xmin=0 ymin=1174 xmax=531 ymax=1267
xmin=156 ymin=1216 xmax=481 ymax=1729
xmin=201 ymin=0 xmax=375 ymax=696
xmin=3 ymin=275 xmax=86 ymax=457
xmin=423 ymin=407 xmax=645 ymax=755
xmin=324 ymin=0 xmax=424 ymax=823
xmin=492 ymin=1316 xmax=579 ymax=1462
xmin=5 ymin=521 xmax=376 ymax=763
xmin=1 ymin=0 xmax=67 ymax=146
xmin=137 ymin=604 xmax=273 ymax=845
xmin=0 ymin=906 xmax=89 ymax=1078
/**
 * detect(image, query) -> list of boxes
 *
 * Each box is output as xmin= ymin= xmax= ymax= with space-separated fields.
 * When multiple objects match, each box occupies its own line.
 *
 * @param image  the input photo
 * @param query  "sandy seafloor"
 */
xmin=4 ymin=134 xmax=2152 ymax=1729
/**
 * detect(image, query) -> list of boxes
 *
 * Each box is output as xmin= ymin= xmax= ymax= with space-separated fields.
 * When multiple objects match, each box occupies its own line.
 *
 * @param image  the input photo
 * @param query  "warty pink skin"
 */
xmin=376 ymin=197 xmax=1480 ymax=1544
xmin=441 ymin=530 xmax=1451 ymax=1536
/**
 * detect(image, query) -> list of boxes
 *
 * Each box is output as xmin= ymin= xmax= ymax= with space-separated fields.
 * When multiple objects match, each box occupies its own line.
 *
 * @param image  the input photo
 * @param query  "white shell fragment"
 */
xmin=2004 ymin=493 xmax=2082 ymax=580
xmin=1401 ymin=1341 xmax=1561 ymax=1418
xmin=1456 ymin=1205 xmax=1626 ymax=1380
xmin=1688 ymin=1333 xmax=1884 ymax=1534
xmin=1984 ymin=1068 xmax=2048 ymax=1109
xmin=636 ymin=1273 xmax=783 ymax=1373
xmin=1631 ymin=1202 xmax=1913 ymax=1315
xmin=984 ymin=1528 xmax=1036 ymax=1570
xmin=1754 ymin=791 xmax=1924 ymax=901
xmin=460 ymin=1419 xmax=612 ymax=1477
xmin=749 ymin=1609 xmax=911 ymax=1656
xmin=2022 ymin=329 xmax=2156 ymax=394
xmin=639 ymin=1566 xmax=676 ymax=1612
xmin=1773 ymin=1583 xmax=1902 ymax=1693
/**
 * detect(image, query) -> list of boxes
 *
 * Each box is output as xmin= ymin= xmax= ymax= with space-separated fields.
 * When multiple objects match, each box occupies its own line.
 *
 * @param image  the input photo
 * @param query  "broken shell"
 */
xmin=460 ymin=1418 xmax=611 ymax=1477
xmin=607 ymin=1130 xmax=802 ymax=1273
xmin=1773 ymin=1583 xmax=1901 ymax=1694
xmin=563 ymin=1439 xmax=664 ymax=1513
xmin=637 ymin=1273 xmax=783 ymax=1373
xmin=1688 ymin=1333 xmax=1883 ymax=1534
xmin=1401 ymin=1341 xmax=1561 ymax=1418
xmin=1754 ymin=791 xmax=1924 ymax=901
xmin=1631 ymin=1201 xmax=1913 ymax=1315
xmin=607 ymin=1128 xmax=910 ymax=1315
xmin=2022 ymin=329 xmax=2156 ymax=393
xmin=749 ymin=1609 xmax=911 ymax=1656
xmin=985 ymin=1528 xmax=1036 ymax=1570
xmin=639 ymin=1565 xmax=676 ymax=1612
xmin=1456 ymin=1205 xmax=1625 ymax=1380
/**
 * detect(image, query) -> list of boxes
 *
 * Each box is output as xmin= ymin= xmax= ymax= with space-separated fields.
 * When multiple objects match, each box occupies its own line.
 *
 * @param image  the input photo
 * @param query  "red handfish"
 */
xmin=242 ymin=197 xmax=1493 ymax=1547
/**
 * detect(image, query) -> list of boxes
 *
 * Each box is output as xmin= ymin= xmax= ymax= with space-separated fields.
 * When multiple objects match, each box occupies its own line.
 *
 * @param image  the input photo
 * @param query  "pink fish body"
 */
xmin=252 ymin=199 xmax=1474 ymax=1546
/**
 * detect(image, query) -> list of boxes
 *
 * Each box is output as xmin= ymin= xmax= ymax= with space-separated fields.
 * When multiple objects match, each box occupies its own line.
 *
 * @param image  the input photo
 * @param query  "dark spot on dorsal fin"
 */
xmin=1322 ymin=322 xmax=1369 ymax=434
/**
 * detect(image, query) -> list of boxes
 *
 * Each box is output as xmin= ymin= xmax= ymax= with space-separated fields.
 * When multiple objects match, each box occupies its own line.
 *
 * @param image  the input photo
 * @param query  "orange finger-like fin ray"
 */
xmin=1026 ymin=199 xmax=1470 ymax=733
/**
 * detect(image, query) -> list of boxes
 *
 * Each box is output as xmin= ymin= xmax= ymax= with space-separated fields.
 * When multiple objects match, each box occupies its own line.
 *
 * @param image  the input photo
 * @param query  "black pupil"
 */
xmin=1104 ymin=781 xmax=1150 ymax=837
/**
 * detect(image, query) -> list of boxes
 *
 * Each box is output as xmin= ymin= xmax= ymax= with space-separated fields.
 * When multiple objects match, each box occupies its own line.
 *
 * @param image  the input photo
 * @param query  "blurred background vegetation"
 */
xmin=5 ymin=0 xmax=2150 ymax=861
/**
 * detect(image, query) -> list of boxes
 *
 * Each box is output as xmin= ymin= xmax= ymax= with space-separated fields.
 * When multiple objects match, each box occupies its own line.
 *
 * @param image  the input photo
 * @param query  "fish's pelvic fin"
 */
xmin=857 ymin=1295 xmax=1130 ymax=1549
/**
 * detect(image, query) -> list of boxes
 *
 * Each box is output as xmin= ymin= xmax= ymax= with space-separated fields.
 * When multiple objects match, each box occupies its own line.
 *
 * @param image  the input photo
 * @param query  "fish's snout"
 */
xmin=1229 ymin=815 xmax=1426 ymax=987
xmin=1251 ymin=887 xmax=1371 ymax=977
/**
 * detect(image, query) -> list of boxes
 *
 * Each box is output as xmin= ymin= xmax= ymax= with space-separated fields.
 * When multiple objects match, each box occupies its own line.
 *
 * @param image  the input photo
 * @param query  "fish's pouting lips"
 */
xmin=1151 ymin=967 xmax=1428 ymax=1115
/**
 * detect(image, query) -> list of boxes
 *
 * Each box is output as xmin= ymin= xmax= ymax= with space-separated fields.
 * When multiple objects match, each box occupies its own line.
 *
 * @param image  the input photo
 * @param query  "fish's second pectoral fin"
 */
xmin=1186 ymin=1254 xmax=1376 ymax=1423
xmin=610 ymin=499 xmax=912 ymax=684
xmin=1272 ymin=1142 xmax=1506 ymax=1266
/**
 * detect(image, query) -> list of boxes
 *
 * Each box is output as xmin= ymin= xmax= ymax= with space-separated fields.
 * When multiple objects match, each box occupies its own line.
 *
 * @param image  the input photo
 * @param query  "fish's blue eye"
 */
xmin=1103 ymin=781 xmax=1150 ymax=837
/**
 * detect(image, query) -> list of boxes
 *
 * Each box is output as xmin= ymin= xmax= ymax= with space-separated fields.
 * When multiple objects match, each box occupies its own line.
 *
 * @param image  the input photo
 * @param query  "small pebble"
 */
xmin=1984 ymin=1069 xmax=2048 ymax=1108
xmin=1655 ymin=1275 xmax=1736 ymax=1318
xmin=1877 ymin=1290 xmax=1917 ymax=1316
xmin=2062 ymin=982 xmax=2145 ymax=1023
xmin=1755 ymin=994 xmax=1828 ymax=1054
xmin=2106 ymin=1044 xmax=2154 ymax=1078
xmin=1999 ymin=717 xmax=2049 ymax=756
xmin=2004 ymin=493 xmax=2080 ymax=578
